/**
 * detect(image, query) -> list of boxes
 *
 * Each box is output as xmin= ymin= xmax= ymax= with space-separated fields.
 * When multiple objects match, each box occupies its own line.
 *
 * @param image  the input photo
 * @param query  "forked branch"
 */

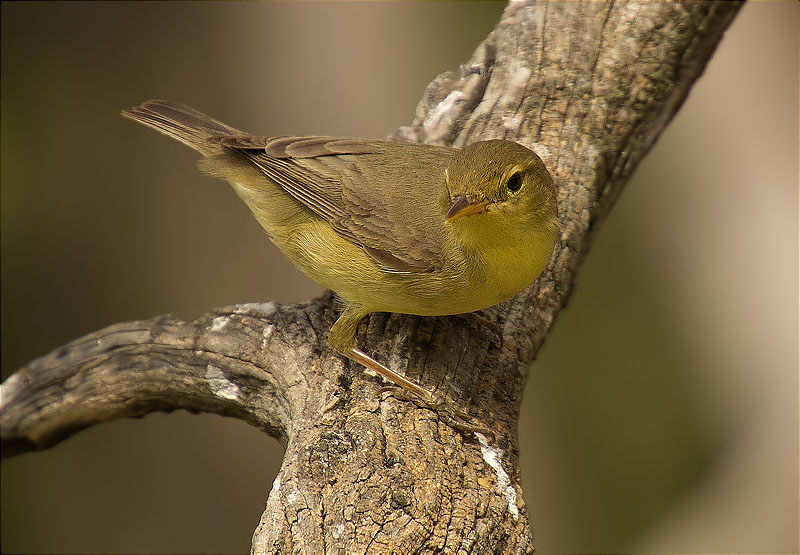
xmin=1 ymin=3 xmax=742 ymax=554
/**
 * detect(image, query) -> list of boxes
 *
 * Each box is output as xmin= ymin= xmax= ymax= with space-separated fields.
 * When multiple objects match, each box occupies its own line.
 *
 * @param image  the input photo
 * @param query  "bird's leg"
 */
xmin=329 ymin=304 xmax=437 ymax=404
xmin=347 ymin=348 xmax=436 ymax=403
xmin=329 ymin=304 xmax=493 ymax=440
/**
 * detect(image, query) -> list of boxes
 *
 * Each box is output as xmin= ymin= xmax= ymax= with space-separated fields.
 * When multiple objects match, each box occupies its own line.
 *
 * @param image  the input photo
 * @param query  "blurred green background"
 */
xmin=1 ymin=2 xmax=797 ymax=553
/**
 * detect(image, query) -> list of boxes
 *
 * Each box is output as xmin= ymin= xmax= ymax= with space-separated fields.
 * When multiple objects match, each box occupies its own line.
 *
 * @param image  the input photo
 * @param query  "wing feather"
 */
xmin=222 ymin=135 xmax=454 ymax=273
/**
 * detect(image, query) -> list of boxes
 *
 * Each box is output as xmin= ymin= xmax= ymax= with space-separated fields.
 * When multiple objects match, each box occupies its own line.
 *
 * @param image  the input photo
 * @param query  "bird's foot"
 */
xmin=346 ymin=346 xmax=494 ymax=441
xmin=455 ymin=312 xmax=504 ymax=349
xmin=377 ymin=386 xmax=495 ymax=442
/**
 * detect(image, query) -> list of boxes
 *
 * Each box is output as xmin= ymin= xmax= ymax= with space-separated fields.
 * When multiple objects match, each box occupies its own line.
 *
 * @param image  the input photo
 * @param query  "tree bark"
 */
xmin=0 ymin=2 xmax=741 ymax=553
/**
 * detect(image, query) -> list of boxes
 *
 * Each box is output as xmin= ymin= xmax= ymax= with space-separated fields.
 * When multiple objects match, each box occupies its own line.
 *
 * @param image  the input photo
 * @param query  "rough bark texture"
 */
xmin=1 ymin=2 xmax=741 ymax=554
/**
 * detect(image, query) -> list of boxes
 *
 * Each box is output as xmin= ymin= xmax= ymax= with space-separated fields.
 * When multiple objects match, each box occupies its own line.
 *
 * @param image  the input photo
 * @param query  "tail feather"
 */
xmin=122 ymin=100 xmax=247 ymax=156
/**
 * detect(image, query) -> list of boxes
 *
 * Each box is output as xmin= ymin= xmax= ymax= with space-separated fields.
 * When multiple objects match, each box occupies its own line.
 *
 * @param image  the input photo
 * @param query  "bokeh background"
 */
xmin=1 ymin=2 xmax=797 ymax=553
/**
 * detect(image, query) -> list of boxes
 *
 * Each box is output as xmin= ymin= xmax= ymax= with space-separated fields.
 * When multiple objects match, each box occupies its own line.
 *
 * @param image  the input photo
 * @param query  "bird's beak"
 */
xmin=446 ymin=195 xmax=489 ymax=222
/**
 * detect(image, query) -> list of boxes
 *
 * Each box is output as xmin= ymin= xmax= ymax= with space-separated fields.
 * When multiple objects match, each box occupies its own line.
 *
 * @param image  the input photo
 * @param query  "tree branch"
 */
xmin=1 ymin=2 xmax=742 ymax=553
xmin=0 ymin=302 xmax=317 ymax=456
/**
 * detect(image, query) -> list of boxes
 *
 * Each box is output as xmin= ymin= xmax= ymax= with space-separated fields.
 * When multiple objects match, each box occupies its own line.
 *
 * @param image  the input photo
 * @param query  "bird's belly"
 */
xmin=273 ymin=220 xmax=550 ymax=317
xmin=346 ymin=249 xmax=547 ymax=317
xmin=368 ymin=260 xmax=543 ymax=316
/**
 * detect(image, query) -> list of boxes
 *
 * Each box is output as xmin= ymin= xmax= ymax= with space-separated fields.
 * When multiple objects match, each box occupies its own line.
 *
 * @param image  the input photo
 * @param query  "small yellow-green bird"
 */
xmin=122 ymin=100 xmax=558 ymax=409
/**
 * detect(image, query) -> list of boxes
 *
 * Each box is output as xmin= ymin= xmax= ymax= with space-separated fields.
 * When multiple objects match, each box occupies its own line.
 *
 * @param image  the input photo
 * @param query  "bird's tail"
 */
xmin=122 ymin=100 xmax=246 ymax=157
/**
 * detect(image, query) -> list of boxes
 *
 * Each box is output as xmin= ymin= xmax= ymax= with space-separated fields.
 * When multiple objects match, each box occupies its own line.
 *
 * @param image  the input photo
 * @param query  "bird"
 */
xmin=122 ymin=100 xmax=559 ymax=431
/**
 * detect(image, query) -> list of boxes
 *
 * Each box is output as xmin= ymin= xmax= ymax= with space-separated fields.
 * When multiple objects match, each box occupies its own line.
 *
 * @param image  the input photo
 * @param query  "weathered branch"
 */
xmin=0 ymin=301 xmax=317 ymax=456
xmin=1 ymin=2 xmax=741 ymax=553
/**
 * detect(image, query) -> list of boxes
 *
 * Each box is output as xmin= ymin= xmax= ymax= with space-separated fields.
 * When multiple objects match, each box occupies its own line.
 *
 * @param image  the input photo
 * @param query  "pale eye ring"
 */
xmin=506 ymin=172 xmax=523 ymax=193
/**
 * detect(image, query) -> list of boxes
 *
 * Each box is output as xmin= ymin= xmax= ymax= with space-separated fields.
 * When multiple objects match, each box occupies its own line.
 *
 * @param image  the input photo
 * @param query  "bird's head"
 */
xmin=444 ymin=139 xmax=559 ymax=248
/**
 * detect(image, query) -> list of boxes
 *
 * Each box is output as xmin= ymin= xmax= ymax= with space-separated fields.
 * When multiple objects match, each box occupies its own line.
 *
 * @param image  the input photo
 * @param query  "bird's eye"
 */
xmin=506 ymin=172 xmax=523 ymax=193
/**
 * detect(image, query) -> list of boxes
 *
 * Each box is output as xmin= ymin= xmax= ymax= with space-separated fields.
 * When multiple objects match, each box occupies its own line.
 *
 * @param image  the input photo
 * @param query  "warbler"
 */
xmin=122 ymin=100 xmax=558 ymax=411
